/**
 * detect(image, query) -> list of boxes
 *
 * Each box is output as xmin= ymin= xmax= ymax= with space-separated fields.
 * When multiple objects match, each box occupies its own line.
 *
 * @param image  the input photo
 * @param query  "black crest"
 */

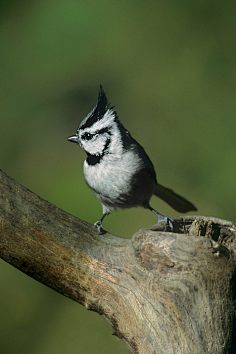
xmin=80 ymin=85 xmax=110 ymax=130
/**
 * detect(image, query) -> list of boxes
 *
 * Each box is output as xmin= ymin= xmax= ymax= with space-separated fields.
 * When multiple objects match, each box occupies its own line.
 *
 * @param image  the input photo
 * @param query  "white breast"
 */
xmin=83 ymin=150 xmax=141 ymax=209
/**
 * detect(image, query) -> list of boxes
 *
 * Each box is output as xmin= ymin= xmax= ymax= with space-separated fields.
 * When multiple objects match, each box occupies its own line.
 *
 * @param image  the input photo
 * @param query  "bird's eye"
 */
xmin=82 ymin=132 xmax=93 ymax=140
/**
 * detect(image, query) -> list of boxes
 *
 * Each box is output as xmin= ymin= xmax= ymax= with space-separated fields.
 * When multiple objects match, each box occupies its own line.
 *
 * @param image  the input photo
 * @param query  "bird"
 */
xmin=67 ymin=86 xmax=197 ymax=233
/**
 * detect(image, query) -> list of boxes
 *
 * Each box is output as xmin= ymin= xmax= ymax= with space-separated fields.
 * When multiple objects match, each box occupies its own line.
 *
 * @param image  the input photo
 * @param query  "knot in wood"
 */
xmin=140 ymin=242 xmax=174 ymax=273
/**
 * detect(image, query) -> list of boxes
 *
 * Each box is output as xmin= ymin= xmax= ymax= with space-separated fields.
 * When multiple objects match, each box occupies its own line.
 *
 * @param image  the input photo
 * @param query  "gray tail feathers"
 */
xmin=154 ymin=184 xmax=197 ymax=213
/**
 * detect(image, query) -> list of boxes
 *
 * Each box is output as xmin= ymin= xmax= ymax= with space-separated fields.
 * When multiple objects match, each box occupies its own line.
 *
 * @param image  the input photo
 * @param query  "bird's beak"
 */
xmin=67 ymin=135 xmax=80 ymax=144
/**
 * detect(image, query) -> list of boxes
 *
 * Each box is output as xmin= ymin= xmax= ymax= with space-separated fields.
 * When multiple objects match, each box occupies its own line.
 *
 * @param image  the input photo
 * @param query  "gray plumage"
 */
xmin=68 ymin=86 xmax=197 ymax=232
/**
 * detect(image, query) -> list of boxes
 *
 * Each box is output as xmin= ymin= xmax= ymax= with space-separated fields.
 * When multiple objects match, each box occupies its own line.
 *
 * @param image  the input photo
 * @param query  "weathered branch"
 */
xmin=0 ymin=169 xmax=235 ymax=353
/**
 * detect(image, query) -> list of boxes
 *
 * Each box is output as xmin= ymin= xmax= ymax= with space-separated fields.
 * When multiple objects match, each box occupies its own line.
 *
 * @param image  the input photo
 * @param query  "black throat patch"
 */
xmin=86 ymin=137 xmax=111 ymax=166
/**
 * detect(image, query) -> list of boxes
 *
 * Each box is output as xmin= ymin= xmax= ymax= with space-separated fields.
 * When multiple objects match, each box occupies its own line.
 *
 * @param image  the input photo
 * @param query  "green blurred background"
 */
xmin=0 ymin=0 xmax=236 ymax=353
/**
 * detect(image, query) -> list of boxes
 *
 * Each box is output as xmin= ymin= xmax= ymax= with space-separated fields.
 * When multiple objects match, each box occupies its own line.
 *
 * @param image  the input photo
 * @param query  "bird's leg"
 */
xmin=149 ymin=206 xmax=174 ymax=231
xmin=94 ymin=213 xmax=109 ymax=234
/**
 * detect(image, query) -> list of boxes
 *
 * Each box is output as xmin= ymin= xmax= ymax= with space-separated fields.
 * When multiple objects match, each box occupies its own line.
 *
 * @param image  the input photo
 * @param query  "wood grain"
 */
xmin=0 ymin=169 xmax=235 ymax=353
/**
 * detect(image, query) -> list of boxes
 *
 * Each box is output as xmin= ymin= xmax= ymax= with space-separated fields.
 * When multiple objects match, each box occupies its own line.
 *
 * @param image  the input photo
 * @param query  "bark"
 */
xmin=0 ymin=169 xmax=235 ymax=354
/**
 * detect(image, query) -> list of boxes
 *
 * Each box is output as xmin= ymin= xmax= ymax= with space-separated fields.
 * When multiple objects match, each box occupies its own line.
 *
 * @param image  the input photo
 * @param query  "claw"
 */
xmin=94 ymin=212 xmax=109 ymax=234
xmin=94 ymin=220 xmax=104 ymax=234
xmin=150 ymin=207 xmax=174 ymax=231
xmin=158 ymin=215 xmax=174 ymax=231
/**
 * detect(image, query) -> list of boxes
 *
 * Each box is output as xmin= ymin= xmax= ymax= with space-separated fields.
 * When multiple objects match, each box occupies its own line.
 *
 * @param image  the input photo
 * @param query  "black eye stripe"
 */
xmin=97 ymin=127 xmax=110 ymax=135
xmin=82 ymin=127 xmax=110 ymax=141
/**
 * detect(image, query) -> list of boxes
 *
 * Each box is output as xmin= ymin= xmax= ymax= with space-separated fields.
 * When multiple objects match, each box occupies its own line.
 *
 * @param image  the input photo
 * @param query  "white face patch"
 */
xmin=78 ymin=109 xmax=123 ymax=157
xmin=80 ymin=130 xmax=109 ymax=156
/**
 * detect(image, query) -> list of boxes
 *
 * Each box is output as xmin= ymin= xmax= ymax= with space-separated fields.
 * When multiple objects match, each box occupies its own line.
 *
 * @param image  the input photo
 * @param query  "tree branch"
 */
xmin=0 ymin=169 xmax=235 ymax=353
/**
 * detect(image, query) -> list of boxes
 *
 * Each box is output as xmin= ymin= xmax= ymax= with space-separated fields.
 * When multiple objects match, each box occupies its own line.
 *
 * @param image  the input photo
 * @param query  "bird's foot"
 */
xmin=94 ymin=220 xmax=104 ymax=234
xmin=157 ymin=214 xmax=174 ymax=231
xmin=151 ymin=208 xmax=174 ymax=231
